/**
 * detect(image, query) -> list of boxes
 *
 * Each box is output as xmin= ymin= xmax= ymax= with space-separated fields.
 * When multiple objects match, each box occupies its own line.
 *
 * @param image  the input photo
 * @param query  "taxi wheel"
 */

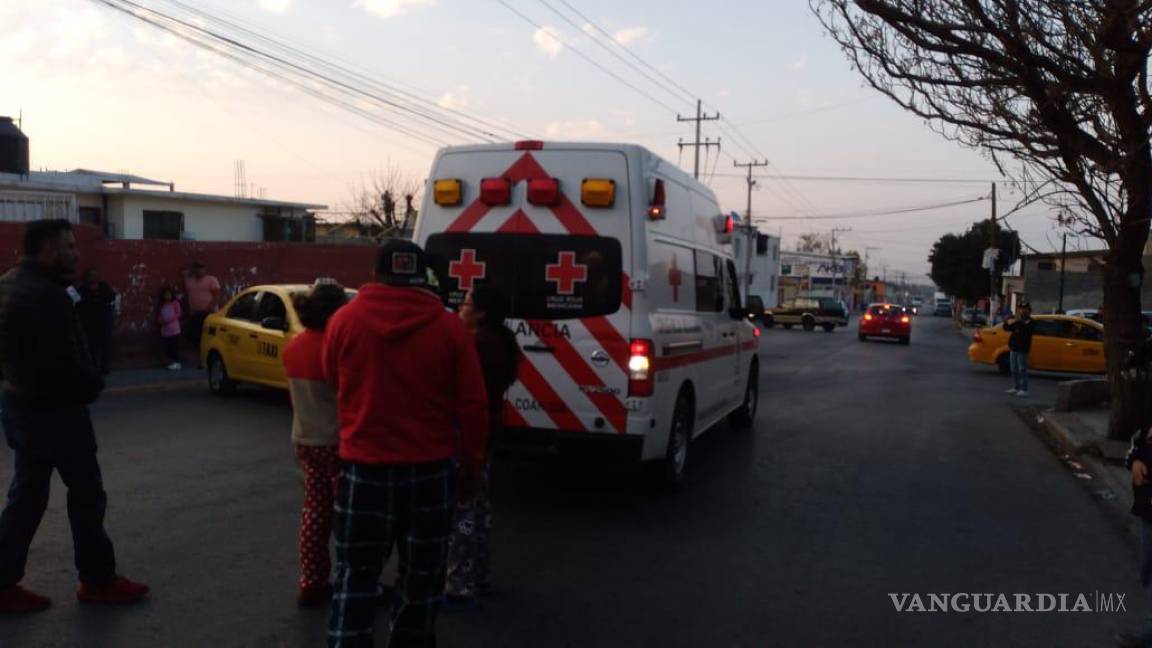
xmin=657 ymin=390 xmax=694 ymax=489
xmin=207 ymin=352 xmax=237 ymax=396
xmin=728 ymin=364 xmax=759 ymax=429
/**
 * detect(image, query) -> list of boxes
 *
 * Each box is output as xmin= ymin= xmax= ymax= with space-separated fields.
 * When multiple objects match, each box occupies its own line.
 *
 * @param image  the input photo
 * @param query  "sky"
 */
xmin=1 ymin=0 xmax=1101 ymax=281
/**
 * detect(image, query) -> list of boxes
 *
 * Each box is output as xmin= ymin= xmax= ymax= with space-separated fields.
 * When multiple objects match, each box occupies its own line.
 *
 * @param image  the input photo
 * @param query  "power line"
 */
xmin=93 ymin=0 xmax=506 ymax=146
xmin=493 ymin=0 xmax=683 ymax=115
xmin=157 ymin=0 xmax=530 ymax=141
xmin=751 ymin=196 xmax=987 ymax=221
xmin=710 ymin=173 xmax=1003 ymax=184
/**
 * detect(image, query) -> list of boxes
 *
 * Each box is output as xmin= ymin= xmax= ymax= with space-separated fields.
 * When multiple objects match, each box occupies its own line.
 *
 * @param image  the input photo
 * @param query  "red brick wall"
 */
xmin=0 ymin=222 xmax=378 ymax=368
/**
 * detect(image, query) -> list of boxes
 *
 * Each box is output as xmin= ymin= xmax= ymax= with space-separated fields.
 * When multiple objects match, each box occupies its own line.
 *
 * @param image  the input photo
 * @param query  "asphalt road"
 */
xmin=0 ymin=315 xmax=1143 ymax=647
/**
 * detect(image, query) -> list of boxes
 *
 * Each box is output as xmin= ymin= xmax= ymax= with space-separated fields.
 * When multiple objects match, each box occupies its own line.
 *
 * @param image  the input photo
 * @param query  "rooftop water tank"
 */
xmin=0 ymin=117 xmax=30 ymax=176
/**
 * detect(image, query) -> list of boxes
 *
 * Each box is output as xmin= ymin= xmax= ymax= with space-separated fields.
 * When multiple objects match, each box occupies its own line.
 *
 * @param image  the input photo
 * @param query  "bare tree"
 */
xmin=797 ymin=232 xmax=833 ymax=253
xmin=812 ymin=0 xmax=1152 ymax=440
xmin=345 ymin=162 xmax=422 ymax=239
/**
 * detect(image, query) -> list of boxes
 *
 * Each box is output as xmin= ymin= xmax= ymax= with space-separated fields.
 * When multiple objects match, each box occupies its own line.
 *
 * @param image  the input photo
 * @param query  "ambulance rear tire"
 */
xmin=207 ymin=352 xmax=237 ymax=396
xmin=728 ymin=362 xmax=759 ymax=429
xmin=657 ymin=389 xmax=694 ymax=489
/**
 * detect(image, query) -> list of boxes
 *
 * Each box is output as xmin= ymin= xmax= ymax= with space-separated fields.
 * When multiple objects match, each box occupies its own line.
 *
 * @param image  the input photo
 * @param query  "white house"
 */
xmin=0 ymin=169 xmax=325 ymax=243
xmin=732 ymin=219 xmax=781 ymax=308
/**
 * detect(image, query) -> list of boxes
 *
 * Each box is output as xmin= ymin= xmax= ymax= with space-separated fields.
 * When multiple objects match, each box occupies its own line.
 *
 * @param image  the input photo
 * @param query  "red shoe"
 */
xmin=77 ymin=576 xmax=150 ymax=604
xmin=0 ymin=585 xmax=51 ymax=613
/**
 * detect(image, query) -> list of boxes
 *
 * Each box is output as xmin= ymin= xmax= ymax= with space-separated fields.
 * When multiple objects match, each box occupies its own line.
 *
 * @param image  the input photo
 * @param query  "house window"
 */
xmin=78 ymin=207 xmax=102 ymax=226
xmin=143 ymin=210 xmax=183 ymax=240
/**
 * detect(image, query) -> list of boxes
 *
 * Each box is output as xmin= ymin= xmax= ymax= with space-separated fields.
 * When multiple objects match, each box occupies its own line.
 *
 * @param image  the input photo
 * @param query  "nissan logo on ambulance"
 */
xmin=415 ymin=141 xmax=759 ymax=487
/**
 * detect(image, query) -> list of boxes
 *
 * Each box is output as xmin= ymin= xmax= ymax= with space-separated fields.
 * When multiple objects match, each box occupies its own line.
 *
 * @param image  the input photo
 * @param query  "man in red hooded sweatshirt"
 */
xmin=324 ymin=239 xmax=488 ymax=648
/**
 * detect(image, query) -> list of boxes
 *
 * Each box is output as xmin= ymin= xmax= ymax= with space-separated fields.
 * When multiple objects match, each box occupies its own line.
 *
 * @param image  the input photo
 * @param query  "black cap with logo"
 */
xmin=376 ymin=239 xmax=429 ymax=287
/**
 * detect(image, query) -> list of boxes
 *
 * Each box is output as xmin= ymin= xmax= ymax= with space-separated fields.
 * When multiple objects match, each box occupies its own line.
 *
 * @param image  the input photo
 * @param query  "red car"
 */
xmin=859 ymin=303 xmax=912 ymax=345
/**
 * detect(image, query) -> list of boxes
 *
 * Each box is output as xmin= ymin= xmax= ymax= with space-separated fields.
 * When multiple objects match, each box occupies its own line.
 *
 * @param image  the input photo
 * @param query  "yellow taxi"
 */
xmin=201 ymin=284 xmax=355 ymax=395
xmin=967 ymin=314 xmax=1105 ymax=375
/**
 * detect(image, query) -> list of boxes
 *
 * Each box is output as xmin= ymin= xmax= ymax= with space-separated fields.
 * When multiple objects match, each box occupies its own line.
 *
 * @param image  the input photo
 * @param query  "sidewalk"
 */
xmin=103 ymin=365 xmax=205 ymax=395
xmin=1030 ymin=400 xmax=1138 ymax=540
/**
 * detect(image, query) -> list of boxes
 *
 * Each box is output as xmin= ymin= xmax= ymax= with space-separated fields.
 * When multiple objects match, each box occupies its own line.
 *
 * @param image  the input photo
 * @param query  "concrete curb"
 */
xmin=1017 ymin=405 xmax=1139 ymax=544
xmin=103 ymin=378 xmax=203 ymax=397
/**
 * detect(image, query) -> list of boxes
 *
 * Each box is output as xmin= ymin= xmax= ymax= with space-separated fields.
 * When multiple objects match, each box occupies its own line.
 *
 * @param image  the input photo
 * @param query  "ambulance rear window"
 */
xmin=426 ymin=233 xmax=623 ymax=320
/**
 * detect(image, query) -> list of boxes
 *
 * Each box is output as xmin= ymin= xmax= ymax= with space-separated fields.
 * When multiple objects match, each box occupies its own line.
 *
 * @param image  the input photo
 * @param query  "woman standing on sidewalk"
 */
xmin=283 ymin=280 xmax=348 ymax=607
xmin=446 ymin=285 xmax=519 ymax=607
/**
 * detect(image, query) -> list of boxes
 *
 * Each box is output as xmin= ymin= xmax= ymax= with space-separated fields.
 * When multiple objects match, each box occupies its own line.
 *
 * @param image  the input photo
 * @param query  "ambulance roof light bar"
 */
xmin=515 ymin=140 xmax=545 ymax=150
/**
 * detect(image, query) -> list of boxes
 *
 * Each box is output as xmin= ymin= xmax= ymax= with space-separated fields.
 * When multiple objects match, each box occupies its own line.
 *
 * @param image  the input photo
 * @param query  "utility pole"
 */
xmin=734 ymin=160 xmax=770 ymax=302
xmin=864 ymin=246 xmax=880 ymax=309
xmin=989 ymin=182 xmax=997 ymax=320
xmin=678 ymin=99 xmax=721 ymax=179
xmin=1057 ymin=232 xmax=1068 ymax=313
xmin=830 ymin=227 xmax=851 ymax=302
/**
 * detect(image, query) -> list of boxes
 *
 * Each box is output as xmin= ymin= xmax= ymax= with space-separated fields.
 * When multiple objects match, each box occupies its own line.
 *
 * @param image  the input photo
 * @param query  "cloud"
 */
xmin=533 ymin=26 xmax=564 ymax=59
xmin=544 ymin=120 xmax=605 ymax=139
xmin=613 ymin=26 xmax=650 ymax=46
xmin=355 ymin=0 xmax=437 ymax=19
xmin=437 ymin=86 xmax=471 ymax=110
xmin=257 ymin=0 xmax=292 ymax=13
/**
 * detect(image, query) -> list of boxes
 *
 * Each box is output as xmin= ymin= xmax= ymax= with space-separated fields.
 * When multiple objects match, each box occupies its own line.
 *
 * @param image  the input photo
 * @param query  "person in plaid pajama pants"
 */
xmin=323 ymin=241 xmax=489 ymax=648
xmin=284 ymin=281 xmax=349 ymax=607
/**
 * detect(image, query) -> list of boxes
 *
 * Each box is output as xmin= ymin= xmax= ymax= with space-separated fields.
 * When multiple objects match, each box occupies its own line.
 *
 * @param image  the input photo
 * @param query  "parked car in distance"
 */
xmin=961 ymin=307 xmax=988 ymax=327
xmin=765 ymin=297 xmax=849 ymax=332
xmin=1065 ymin=308 xmax=1101 ymax=322
xmin=967 ymin=314 xmax=1105 ymax=375
xmin=933 ymin=298 xmax=952 ymax=316
xmin=859 ymin=303 xmax=912 ymax=344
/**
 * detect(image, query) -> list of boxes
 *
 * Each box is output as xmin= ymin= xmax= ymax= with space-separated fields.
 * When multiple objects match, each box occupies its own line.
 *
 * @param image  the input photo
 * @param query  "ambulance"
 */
xmin=414 ymin=141 xmax=760 ymax=485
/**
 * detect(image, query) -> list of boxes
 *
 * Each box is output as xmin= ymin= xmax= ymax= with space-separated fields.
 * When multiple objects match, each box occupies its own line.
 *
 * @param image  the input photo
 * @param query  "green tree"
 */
xmin=928 ymin=222 xmax=1020 ymax=302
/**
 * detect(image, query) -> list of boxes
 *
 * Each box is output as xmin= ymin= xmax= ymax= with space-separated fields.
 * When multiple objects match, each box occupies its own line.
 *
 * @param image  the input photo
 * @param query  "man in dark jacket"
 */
xmin=75 ymin=269 xmax=117 ymax=376
xmin=324 ymin=239 xmax=488 ymax=648
xmin=1002 ymin=302 xmax=1035 ymax=397
xmin=0 ymin=220 xmax=148 ymax=614
xmin=1119 ymin=335 xmax=1152 ymax=647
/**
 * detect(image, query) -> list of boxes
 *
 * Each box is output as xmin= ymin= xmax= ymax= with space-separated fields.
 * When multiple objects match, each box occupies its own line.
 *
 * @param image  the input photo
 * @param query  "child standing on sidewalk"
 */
xmin=283 ymin=280 xmax=348 ymax=607
xmin=156 ymin=286 xmax=183 ymax=370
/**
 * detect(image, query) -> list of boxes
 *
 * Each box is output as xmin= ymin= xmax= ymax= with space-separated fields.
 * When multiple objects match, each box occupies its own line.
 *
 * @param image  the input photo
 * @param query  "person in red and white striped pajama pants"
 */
xmin=283 ymin=281 xmax=349 ymax=607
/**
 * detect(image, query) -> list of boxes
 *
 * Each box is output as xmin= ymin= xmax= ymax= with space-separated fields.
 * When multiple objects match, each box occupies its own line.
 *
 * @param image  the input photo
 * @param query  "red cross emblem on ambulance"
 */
xmin=545 ymin=251 xmax=588 ymax=295
xmin=449 ymin=249 xmax=486 ymax=291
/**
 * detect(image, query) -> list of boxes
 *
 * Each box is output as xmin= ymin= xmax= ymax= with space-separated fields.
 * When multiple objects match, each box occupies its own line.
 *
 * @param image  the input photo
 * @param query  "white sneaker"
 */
xmin=1015 ymin=390 xmax=1028 ymax=398
xmin=1005 ymin=388 xmax=1019 ymax=395
xmin=167 ymin=362 xmax=182 ymax=371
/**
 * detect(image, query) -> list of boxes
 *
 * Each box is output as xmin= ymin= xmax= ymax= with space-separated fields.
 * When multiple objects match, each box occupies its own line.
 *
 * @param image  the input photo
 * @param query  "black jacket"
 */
xmin=76 ymin=281 xmax=117 ymax=334
xmin=0 ymin=260 xmax=104 ymax=409
xmin=1127 ymin=336 xmax=1152 ymax=518
xmin=1004 ymin=316 xmax=1036 ymax=353
xmin=475 ymin=324 xmax=519 ymax=432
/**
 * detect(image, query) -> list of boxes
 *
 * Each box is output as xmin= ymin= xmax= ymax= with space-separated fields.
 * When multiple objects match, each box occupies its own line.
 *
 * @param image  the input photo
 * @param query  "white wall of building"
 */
xmin=108 ymin=195 xmax=263 ymax=241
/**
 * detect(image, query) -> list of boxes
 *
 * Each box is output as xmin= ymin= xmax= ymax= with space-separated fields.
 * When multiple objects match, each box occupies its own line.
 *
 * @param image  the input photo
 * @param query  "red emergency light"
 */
xmin=480 ymin=177 xmax=512 ymax=206
xmin=527 ymin=177 xmax=560 ymax=206
xmin=647 ymin=179 xmax=666 ymax=220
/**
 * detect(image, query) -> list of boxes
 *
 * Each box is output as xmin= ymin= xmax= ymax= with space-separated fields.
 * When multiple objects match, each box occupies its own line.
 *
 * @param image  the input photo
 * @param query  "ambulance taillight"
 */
xmin=527 ymin=177 xmax=560 ymax=206
xmin=628 ymin=339 xmax=655 ymax=397
xmin=480 ymin=178 xmax=512 ymax=206
xmin=647 ymin=179 xmax=666 ymax=220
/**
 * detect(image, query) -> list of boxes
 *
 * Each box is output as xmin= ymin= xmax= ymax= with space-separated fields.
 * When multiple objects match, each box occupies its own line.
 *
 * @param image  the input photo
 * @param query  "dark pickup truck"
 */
xmin=764 ymin=297 xmax=849 ymax=332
